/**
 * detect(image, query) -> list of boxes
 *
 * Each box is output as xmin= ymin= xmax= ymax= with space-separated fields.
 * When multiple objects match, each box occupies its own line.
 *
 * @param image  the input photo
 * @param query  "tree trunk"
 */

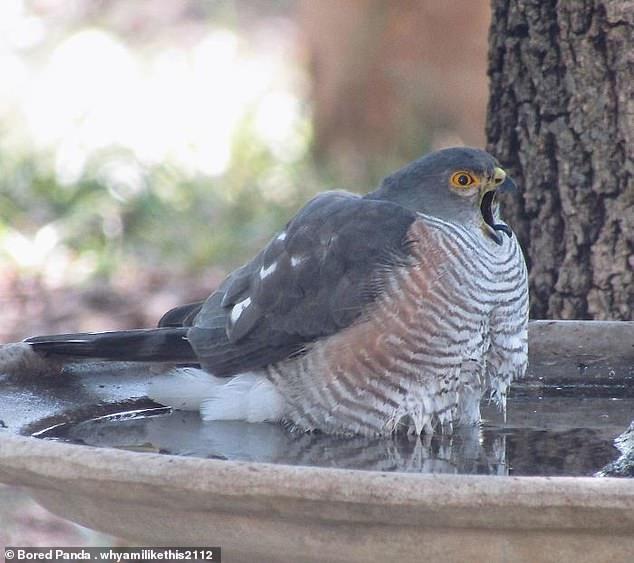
xmin=486 ymin=0 xmax=633 ymax=320
xmin=299 ymin=0 xmax=490 ymax=183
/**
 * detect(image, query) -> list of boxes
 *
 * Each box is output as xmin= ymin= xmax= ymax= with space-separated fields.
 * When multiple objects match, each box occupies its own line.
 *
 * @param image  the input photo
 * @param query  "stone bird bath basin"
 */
xmin=0 ymin=320 xmax=633 ymax=562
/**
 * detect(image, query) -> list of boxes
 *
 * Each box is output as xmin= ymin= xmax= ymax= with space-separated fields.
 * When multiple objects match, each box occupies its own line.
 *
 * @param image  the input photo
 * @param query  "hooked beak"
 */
xmin=480 ymin=167 xmax=515 ymax=245
xmin=496 ymin=169 xmax=517 ymax=194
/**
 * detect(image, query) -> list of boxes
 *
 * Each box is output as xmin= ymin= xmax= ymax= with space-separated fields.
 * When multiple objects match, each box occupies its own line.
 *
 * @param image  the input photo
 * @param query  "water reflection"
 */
xmin=36 ymin=406 xmax=625 ymax=477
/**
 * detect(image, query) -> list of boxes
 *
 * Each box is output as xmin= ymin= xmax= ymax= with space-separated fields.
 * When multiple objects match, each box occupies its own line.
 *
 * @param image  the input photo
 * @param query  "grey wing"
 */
xmin=158 ymin=301 xmax=204 ymax=327
xmin=182 ymin=191 xmax=417 ymax=375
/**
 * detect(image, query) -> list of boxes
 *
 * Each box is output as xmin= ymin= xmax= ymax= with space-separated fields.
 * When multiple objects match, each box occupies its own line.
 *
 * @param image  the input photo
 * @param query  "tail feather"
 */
xmin=25 ymin=328 xmax=196 ymax=363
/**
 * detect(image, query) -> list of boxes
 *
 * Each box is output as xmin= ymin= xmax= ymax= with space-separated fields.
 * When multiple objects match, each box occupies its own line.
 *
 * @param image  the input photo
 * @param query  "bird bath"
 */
xmin=1 ymin=320 xmax=633 ymax=562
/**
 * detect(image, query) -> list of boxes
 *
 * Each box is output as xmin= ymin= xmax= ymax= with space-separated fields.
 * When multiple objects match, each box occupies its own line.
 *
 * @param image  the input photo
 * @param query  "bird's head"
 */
xmin=370 ymin=147 xmax=517 ymax=245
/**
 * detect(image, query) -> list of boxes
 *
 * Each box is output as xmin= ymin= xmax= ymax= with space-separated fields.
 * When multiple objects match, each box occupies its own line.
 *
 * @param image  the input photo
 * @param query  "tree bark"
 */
xmin=486 ymin=0 xmax=633 ymax=320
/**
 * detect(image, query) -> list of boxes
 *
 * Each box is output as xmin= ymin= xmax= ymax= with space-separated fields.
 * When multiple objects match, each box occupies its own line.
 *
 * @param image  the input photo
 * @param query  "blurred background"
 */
xmin=1 ymin=0 xmax=489 ymax=547
xmin=3 ymin=0 xmax=632 ymax=549
xmin=0 ymin=0 xmax=490 ymax=343
xmin=0 ymin=0 xmax=489 ymax=546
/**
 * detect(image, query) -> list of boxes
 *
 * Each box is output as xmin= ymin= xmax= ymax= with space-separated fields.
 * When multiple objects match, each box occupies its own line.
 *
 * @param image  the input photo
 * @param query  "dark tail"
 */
xmin=25 ymin=328 xmax=196 ymax=363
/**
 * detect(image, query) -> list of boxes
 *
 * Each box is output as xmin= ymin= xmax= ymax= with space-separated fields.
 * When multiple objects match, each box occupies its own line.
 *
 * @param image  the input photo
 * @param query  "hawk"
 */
xmin=26 ymin=147 xmax=529 ymax=436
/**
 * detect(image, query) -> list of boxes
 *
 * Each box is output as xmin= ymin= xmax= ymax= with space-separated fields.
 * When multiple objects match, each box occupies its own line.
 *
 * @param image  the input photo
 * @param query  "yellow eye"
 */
xmin=450 ymin=171 xmax=476 ymax=188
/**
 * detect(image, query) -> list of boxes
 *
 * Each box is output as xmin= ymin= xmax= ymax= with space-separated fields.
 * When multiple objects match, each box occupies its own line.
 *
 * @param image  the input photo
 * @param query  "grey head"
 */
xmin=367 ymin=146 xmax=517 ymax=245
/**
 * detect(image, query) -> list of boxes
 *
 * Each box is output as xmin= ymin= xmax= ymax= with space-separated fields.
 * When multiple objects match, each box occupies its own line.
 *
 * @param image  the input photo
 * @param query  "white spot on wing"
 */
xmin=259 ymin=262 xmax=277 ymax=280
xmin=290 ymin=255 xmax=305 ymax=267
xmin=230 ymin=297 xmax=251 ymax=324
xmin=277 ymin=231 xmax=287 ymax=241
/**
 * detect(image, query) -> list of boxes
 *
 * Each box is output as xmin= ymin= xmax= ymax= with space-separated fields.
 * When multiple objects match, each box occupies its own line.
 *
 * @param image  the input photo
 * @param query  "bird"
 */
xmin=24 ymin=147 xmax=529 ymax=436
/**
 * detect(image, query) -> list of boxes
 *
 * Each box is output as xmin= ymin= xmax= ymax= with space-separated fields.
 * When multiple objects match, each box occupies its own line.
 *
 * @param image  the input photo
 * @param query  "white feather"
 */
xmin=146 ymin=367 xmax=224 ymax=410
xmin=290 ymin=255 xmax=304 ymax=267
xmin=230 ymin=297 xmax=251 ymax=324
xmin=148 ymin=368 xmax=286 ymax=423
xmin=200 ymin=372 xmax=285 ymax=423
xmin=259 ymin=262 xmax=277 ymax=280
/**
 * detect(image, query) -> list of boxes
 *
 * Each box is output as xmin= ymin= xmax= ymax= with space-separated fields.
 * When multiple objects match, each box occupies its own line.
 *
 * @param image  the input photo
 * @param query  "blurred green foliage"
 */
xmin=0 ymin=114 xmax=320 ymax=279
xmin=0 ymin=0 xmax=332 ymax=284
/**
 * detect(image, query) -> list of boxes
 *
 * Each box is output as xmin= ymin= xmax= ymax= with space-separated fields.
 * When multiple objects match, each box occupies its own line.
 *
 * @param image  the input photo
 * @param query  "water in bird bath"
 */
xmin=28 ymin=378 xmax=633 ymax=477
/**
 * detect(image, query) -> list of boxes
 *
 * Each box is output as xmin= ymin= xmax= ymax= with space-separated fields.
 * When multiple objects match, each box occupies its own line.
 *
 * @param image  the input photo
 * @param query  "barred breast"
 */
xmin=267 ymin=214 xmax=529 ymax=436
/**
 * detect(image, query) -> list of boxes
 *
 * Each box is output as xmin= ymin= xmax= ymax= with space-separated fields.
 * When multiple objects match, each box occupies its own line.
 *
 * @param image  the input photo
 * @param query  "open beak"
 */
xmin=480 ymin=167 xmax=515 ymax=245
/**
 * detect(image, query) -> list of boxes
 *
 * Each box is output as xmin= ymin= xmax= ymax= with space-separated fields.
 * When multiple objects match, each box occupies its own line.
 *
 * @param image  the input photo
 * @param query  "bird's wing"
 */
xmin=184 ymin=191 xmax=418 ymax=375
xmin=158 ymin=301 xmax=205 ymax=327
